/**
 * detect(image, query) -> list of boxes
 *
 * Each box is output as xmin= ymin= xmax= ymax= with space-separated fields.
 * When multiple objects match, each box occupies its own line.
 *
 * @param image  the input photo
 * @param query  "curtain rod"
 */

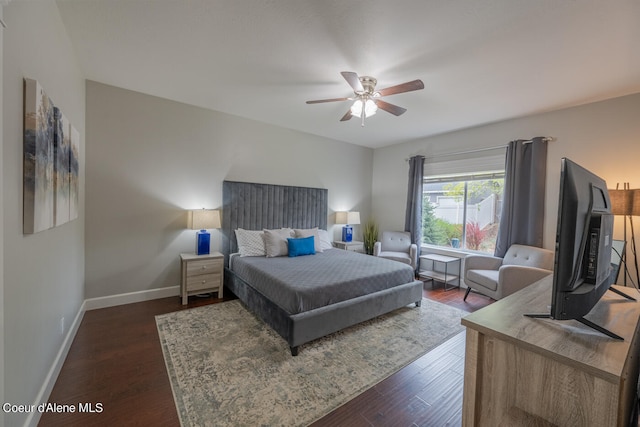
xmin=406 ymin=136 xmax=555 ymax=162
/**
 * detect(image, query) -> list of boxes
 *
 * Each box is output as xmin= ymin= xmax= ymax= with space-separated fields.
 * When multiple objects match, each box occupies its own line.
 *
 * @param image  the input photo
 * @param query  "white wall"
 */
xmin=0 ymin=5 xmax=5 ymax=427
xmin=85 ymin=81 xmax=373 ymax=299
xmin=373 ymin=92 xmax=640 ymax=281
xmin=2 ymin=2 xmax=85 ymax=426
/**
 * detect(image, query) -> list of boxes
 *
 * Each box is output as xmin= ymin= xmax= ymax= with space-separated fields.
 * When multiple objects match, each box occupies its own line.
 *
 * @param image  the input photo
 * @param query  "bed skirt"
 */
xmin=224 ymin=268 xmax=424 ymax=355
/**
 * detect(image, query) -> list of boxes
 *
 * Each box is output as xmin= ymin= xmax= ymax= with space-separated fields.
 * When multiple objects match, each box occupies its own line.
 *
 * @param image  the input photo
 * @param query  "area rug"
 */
xmin=156 ymin=299 xmax=467 ymax=427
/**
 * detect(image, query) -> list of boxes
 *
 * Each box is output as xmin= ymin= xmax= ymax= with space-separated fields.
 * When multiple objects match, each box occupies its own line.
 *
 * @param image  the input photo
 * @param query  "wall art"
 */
xmin=24 ymin=78 xmax=79 ymax=233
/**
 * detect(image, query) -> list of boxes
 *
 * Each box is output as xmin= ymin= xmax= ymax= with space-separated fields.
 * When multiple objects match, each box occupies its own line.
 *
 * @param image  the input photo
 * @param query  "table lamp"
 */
xmin=336 ymin=211 xmax=360 ymax=242
xmin=188 ymin=209 xmax=221 ymax=255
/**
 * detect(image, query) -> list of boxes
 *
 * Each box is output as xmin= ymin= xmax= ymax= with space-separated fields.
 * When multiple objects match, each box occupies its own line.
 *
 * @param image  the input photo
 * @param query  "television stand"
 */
xmin=462 ymin=277 xmax=640 ymax=427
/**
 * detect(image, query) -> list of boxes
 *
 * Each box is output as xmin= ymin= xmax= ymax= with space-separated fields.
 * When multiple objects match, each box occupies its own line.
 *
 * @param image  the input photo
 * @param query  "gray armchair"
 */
xmin=373 ymin=231 xmax=418 ymax=270
xmin=463 ymin=244 xmax=554 ymax=301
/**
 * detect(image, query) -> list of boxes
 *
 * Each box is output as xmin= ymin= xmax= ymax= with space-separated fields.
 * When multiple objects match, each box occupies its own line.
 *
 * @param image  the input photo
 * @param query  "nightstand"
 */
xmin=180 ymin=252 xmax=224 ymax=305
xmin=334 ymin=240 xmax=364 ymax=252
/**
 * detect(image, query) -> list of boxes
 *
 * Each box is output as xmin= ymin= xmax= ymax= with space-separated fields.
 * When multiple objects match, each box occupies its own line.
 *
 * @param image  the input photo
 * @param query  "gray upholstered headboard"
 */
xmin=222 ymin=181 xmax=328 ymax=264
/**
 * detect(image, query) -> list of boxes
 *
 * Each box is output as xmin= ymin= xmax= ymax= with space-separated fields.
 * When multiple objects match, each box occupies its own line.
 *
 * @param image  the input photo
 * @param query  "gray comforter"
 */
xmin=230 ymin=248 xmax=415 ymax=314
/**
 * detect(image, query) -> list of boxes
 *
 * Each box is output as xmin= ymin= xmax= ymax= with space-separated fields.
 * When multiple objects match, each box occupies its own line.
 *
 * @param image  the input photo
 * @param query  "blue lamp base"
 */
xmin=342 ymin=225 xmax=353 ymax=242
xmin=196 ymin=230 xmax=211 ymax=255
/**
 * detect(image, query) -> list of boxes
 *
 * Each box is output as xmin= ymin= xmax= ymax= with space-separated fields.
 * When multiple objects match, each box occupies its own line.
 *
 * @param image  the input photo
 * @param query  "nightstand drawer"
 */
xmin=186 ymin=273 xmax=222 ymax=292
xmin=186 ymin=258 xmax=223 ymax=277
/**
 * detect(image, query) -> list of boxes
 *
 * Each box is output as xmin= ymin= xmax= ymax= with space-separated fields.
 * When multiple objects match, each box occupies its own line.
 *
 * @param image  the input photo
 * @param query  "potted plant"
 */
xmin=362 ymin=218 xmax=379 ymax=255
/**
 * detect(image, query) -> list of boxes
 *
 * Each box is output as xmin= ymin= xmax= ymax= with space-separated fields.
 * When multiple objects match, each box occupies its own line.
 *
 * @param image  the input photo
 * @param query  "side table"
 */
xmin=180 ymin=252 xmax=224 ymax=305
xmin=333 ymin=240 xmax=364 ymax=252
xmin=419 ymin=253 xmax=461 ymax=291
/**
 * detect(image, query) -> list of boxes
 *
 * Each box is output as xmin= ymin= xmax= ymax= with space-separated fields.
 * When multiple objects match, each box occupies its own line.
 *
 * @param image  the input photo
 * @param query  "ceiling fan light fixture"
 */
xmin=350 ymin=98 xmax=377 ymax=118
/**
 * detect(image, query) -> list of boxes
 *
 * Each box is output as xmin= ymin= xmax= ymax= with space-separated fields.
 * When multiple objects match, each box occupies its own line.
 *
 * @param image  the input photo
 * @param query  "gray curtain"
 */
xmin=494 ymin=138 xmax=548 ymax=258
xmin=405 ymin=156 xmax=425 ymax=265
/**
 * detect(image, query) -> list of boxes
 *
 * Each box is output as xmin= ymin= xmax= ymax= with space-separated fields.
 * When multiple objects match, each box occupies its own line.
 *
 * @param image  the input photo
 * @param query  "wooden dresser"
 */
xmin=180 ymin=252 xmax=224 ymax=305
xmin=461 ymin=276 xmax=640 ymax=427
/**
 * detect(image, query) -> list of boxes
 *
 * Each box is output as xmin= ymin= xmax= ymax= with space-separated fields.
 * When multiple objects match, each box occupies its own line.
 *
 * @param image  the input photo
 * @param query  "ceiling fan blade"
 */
xmin=306 ymin=97 xmax=351 ymax=104
xmin=374 ymin=99 xmax=407 ymax=116
xmin=340 ymin=110 xmax=353 ymax=121
xmin=341 ymin=71 xmax=364 ymax=93
xmin=376 ymin=79 xmax=424 ymax=97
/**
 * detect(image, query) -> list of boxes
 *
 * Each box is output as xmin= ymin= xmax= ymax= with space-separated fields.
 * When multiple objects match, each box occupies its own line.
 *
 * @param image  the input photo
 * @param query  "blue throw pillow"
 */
xmin=287 ymin=236 xmax=316 ymax=257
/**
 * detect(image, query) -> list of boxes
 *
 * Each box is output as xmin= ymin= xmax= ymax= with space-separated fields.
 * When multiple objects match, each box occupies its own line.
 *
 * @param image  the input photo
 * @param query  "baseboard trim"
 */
xmin=25 ymin=300 xmax=86 ymax=427
xmin=25 ymin=286 xmax=179 ymax=426
xmin=84 ymin=286 xmax=180 ymax=311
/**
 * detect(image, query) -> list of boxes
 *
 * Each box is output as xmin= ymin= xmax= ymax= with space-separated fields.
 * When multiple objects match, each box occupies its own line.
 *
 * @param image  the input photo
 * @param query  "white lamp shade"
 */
xmin=335 ymin=211 xmax=348 ymax=224
xmin=336 ymin=211 xmax=360 ymax=225
xmin=347 ymin=211 xmax=360 ymax=225
xmin=188 ymin=209 xmax=221 ymax=230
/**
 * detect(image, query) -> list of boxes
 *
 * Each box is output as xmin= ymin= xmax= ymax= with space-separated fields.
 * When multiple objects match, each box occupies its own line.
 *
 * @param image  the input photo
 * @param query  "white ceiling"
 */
xmin=55 ymin=0 xmax=640 ymax=149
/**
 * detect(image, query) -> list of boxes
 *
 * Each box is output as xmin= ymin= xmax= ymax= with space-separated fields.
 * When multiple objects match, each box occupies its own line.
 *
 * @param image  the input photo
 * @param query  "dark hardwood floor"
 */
xmin=38 ymin=282 xmax=492 ymax=427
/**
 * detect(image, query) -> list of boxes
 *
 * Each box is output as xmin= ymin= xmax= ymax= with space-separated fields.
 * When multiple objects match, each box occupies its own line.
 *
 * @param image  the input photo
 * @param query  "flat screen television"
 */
xmin=526 ymin=158 xmax=634 ymax=339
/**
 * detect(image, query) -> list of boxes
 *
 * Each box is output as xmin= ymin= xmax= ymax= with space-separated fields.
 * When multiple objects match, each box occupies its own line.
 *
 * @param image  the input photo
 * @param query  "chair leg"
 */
xmin=463 ymin=287 xmax=472 ymax=301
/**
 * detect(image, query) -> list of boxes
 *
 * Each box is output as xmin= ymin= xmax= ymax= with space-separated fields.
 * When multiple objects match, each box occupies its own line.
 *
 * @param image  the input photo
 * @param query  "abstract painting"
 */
xmin=54 ymin=107 xmax=71 ymax=226
xmin=24 ymin=78 xmax=80 ymax=233
xmin=24 ymin=78 xmax=55 ymax=234
xmin=69 ymin=125 xmax=79 ymax=221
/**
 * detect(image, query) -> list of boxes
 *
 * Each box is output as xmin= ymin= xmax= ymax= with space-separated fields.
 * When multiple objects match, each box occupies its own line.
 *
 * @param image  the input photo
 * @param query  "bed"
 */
xmin=222 ymin=180 xmax=424 ymax=356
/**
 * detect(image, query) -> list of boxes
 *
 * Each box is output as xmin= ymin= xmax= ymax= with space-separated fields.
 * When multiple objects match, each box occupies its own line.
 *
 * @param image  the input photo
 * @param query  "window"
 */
xmin=422 ymin=171 xmax=504 ymax=253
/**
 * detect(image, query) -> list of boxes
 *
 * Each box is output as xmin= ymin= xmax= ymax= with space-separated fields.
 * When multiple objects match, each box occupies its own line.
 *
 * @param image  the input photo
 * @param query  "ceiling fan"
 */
xmin=306 ymin=71 xmax=424 ymax=126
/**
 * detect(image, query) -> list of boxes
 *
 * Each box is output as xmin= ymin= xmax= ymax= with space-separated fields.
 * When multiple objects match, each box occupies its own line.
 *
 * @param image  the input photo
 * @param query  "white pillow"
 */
xmin=317 ymin=229 xmax=333 ymax=251
xmin=263 ymin=228 xmax=294 ymax=257
xmin=234 ymin=228 xmax=265 ymax=257
xmin=294 ymin=227 xmax=322 ymax=253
